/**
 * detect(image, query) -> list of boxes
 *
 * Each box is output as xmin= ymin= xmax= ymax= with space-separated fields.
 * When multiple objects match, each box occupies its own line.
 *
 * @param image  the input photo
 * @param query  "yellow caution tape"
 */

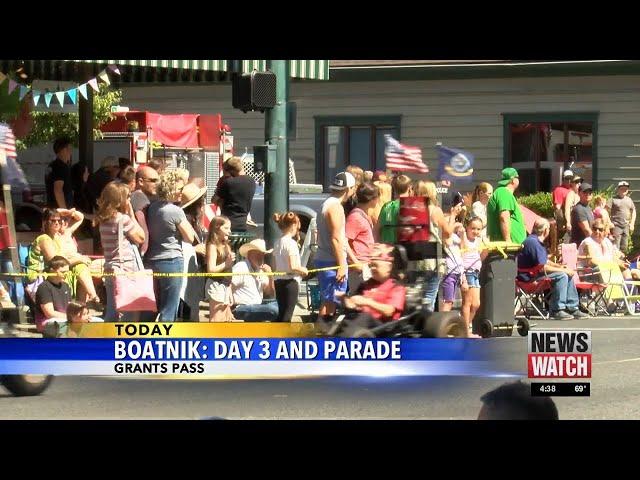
xmin=0 ymin=263 xmax=365 ymax=278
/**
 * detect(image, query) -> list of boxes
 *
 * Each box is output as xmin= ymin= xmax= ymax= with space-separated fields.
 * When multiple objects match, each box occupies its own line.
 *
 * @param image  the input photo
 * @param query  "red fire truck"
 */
xmin=97 ymin=110 xmax=234 ymax=204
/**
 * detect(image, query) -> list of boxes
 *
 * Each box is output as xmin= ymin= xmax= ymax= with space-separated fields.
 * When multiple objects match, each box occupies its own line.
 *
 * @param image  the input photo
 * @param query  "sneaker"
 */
xmin=552 ymin=310 xmax=573 ymax=320
xmin=569 ymin=309 xmax=588 ymax=319
xmin=635 ymin=301 xmax=640 ymax=314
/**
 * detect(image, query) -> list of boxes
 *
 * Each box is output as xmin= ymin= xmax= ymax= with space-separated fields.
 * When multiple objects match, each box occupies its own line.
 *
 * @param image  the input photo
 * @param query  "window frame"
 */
xmin=314 ymin=115 xmax=402 ymax=188
xmin=502 ymin=112 xmax=599 ymax=189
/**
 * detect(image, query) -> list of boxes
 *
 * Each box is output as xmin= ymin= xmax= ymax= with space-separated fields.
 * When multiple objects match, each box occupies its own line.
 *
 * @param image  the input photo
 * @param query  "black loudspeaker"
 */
xmin=232 ymin=71 xmax=277 ymax=113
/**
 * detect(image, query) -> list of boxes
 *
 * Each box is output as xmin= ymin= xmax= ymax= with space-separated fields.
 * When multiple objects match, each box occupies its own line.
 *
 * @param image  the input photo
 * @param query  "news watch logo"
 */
xmin=527 ymin=330 xmax=592 ymax=378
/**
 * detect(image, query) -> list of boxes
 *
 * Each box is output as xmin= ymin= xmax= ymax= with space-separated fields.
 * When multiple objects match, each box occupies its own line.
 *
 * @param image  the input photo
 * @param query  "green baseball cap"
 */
xmin=498 ymin=167 xmax=519 ymax=186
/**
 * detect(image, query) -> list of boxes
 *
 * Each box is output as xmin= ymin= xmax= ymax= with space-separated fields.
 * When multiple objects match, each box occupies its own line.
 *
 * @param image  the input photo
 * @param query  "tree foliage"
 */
xmin=9 ymin=84 xmax=122 ymax=149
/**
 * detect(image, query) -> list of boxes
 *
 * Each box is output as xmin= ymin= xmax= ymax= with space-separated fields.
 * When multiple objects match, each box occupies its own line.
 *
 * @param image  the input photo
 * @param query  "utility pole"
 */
xmin=264 ymin=60 xmax=290 ymax=249
xmin=78 ymin=88 xmax=94 ymax=172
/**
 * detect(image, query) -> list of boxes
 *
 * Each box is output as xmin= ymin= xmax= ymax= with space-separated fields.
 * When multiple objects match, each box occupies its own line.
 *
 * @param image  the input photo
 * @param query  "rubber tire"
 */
xmin=1 ymin=375 xmax=53 ymax=396
xmin=423 ymin=311 xmax=466 ymax=338
xmin=352 ymin=328 xmax=375 ymax=338
xmin=517 ymin=318 xmax=530 ymax=337
xmin=479 ymin=319 xmax=494 ymax=338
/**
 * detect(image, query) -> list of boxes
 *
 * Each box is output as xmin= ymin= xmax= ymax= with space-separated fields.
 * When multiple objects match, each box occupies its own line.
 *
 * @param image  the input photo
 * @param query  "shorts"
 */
xmin=464 ymin=270 xmax=480 ymax=288
xmin=441 ymin=272 xmax=460 ymax=302
xmin=315 ymin=259 xmax=348 ymax=305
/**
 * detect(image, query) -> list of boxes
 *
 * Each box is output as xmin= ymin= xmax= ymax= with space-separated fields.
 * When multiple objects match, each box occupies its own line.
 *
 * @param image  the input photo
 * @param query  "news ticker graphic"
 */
xmin=528 ymin=330 xmax=592 ymax=379
xmin=0 ymin=324 xmax=504 ymax=377
xmin=530 ymin=382 xmax=591 ymax=397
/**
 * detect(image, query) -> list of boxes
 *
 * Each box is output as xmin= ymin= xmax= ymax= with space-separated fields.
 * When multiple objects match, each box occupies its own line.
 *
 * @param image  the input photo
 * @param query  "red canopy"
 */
xmin=100 ymin=111 xmax=222 ymax=149
xmin=147 ymin=113 xmax=198 ymax=148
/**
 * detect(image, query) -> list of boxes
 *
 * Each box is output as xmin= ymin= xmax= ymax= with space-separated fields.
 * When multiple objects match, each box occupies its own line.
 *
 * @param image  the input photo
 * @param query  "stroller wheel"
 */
xmin=479 ymin=319 xmax=494 ymax=338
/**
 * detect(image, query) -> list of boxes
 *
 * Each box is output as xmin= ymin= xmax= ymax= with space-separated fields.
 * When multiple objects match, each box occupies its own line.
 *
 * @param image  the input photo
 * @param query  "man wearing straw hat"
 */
xmin=231 ymin=238 xmax=279 ymax=322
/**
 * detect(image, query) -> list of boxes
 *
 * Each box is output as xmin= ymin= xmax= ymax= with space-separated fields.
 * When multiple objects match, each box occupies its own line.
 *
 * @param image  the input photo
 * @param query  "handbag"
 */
xmin=113 ymin=214 xmax=157 ymax=312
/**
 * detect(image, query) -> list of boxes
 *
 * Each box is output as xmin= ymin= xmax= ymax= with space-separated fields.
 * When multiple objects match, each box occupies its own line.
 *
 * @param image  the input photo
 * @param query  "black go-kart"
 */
xmin=325 ymin=244 xmax=467 ymax=339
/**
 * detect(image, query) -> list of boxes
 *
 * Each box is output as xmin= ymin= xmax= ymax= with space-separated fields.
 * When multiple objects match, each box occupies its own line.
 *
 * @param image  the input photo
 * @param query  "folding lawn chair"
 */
xmin=561 ymin=243 xmax=608 ymax=316
xmin=598 ymin=261 xmax=640 ymax=316
xmin=515 ymin=264 xmax=552 ymax=320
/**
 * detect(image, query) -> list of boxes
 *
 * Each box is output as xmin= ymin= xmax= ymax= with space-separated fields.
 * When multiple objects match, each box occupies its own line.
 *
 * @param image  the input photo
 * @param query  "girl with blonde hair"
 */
xmin=205 ymin=216 xmax=235 ymax=322
xmin=471 ymin=182 xmax=493 ymax=238
xmin=412 ymin=180 xmax=465 ymax=312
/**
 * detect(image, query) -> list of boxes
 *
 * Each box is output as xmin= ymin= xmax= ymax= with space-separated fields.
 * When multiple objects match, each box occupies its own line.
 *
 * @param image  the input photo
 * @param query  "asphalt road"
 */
xmin=1 ymin=316 xmax=639 ymax=420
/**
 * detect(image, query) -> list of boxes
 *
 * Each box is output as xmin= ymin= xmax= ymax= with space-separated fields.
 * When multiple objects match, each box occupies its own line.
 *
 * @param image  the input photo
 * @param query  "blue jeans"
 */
xmin=234 ymin=301 xmax=279 ymax=322
xmin=422 ymin=270 xmax=441 ymax=313
xmin=103 ymin=276 xmax=136 ymax=322
xmin=546 ymin=271 xmax=579 ymax=312
xmin=145 ymin=257 xmax=184 ymax=322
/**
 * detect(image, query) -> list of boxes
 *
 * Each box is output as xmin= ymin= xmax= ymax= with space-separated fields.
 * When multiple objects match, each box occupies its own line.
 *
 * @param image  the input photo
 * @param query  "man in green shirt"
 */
xmin=378 ymin=174 xmax=413 ymax=243
xmin=487 ymin=167 xmax=526 ymax=244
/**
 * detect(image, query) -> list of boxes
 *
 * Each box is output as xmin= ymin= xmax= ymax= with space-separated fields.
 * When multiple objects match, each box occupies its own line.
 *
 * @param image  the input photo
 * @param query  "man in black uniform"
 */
xmin=45 ymin=137 xmax=74 ymax=209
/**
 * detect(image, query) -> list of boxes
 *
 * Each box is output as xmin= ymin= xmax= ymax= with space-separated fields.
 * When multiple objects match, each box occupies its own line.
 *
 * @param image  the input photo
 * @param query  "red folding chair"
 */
xmin=561 ymin=243 xmax=608 ymax=316
xmin=515 ymin=264 xmax=552 ymax=320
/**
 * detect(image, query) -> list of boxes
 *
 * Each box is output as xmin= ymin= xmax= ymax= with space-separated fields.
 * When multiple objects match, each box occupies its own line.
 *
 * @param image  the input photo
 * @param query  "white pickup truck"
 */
xmin=241 ymin=154 xmax=328 ymax=236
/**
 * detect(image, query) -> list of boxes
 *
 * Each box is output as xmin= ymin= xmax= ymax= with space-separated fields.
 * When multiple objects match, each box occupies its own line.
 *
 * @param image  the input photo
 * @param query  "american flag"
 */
xmin=384 ymin=135 xmax=428 ymax=173
xmin=0 ymin=123 xmax=17 ymax=161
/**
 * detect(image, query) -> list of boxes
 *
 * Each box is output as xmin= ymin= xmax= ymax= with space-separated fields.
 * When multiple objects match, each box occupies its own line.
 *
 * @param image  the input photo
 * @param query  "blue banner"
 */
xmin=437 ymin=145 xmax=474 ymax=184
xmin=0 ymin=338 xmax=490 ymax=362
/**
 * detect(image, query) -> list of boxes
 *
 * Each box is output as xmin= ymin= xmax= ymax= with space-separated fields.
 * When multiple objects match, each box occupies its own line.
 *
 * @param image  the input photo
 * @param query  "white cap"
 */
xmin=563 ymin=170 xmax=574 ymax=178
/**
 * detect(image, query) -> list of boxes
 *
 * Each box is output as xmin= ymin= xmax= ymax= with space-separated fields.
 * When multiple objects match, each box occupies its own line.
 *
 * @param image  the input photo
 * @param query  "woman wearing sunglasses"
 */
xmin=577 ymin=218 xmax=640 ymax=281
xmin=26 ymin=208 xmax=100 ymax=303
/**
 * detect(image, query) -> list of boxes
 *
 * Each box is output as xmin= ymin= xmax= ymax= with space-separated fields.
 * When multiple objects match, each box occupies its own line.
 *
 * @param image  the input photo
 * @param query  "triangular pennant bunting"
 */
xmin=108 ymin=64 xmax=121 ymax=75
xmin=0 ymin=72 xmax=6 ymax=84
xmin=78 ymin=84 xmax=88 ymax=100
xmin=44 ymin=92 xmax=53 ymax=107
xmin=98 ymin=70 xmax=110 ymax=86
xmin=7 ymin=79 xmax=18 ymax=95
xmin=55 ymin=91 xmax=66 ymax=107
xmin=19 ymin=85 xmax=30 ymax=101
xmin=67 ymin=88 xmax=77 ymax=104
xmin=88 ymin=78 xmax=99 ymax=92
xmin=33 ymin=92 xmax=41 ymax=106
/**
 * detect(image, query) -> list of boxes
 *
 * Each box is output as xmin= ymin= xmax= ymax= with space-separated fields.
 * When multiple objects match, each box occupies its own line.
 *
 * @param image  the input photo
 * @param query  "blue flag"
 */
xmin=437 ymin=145 xmax=474 ymax=184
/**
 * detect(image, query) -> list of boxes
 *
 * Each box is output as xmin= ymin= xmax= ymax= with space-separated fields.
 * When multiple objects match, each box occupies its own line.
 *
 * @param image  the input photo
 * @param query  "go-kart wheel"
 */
xmin=352 ymin=328 xmax=375 ymax=338
xmin=479 ymin=319 xmax=494 ymax=338
xmin=517 ymin=318 xmax=530 ymax=337
xmin=423 ymin=311 xmax=466 ymax=338
xmin=1 ymin=375 xmax=53 ymax=396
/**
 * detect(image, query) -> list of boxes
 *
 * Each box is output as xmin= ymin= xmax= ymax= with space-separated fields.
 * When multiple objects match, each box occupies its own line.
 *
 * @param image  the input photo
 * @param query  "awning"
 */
xmin=0 ymin=60 xmax=329 ymax=83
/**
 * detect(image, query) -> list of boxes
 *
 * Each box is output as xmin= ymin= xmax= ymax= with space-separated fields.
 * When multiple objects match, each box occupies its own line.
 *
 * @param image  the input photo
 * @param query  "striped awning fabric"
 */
xmin=76 ymin=60 xmax=329 ymax=80
xmin=1 ymin=60 xmax=330 ymax=82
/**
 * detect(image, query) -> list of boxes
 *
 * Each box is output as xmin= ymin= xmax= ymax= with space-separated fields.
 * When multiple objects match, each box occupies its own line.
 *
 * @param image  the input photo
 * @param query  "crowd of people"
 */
xmin=3 ymin=129 xmax=638 ymax=331
xmin=18 ymin=139 xmax=305 ymax=329
xmin=314 ymin=164 xmax=639 ymax=334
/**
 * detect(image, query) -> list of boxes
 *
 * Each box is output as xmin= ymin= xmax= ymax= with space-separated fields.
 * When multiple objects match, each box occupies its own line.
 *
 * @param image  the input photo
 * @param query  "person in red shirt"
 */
xmin=552 ymin=169 xmax=574 ymax=237
xmin=340 ymin=244 xmax=406 ymax=328
xmin=345 ymin=182 xmax=380 ymax=294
